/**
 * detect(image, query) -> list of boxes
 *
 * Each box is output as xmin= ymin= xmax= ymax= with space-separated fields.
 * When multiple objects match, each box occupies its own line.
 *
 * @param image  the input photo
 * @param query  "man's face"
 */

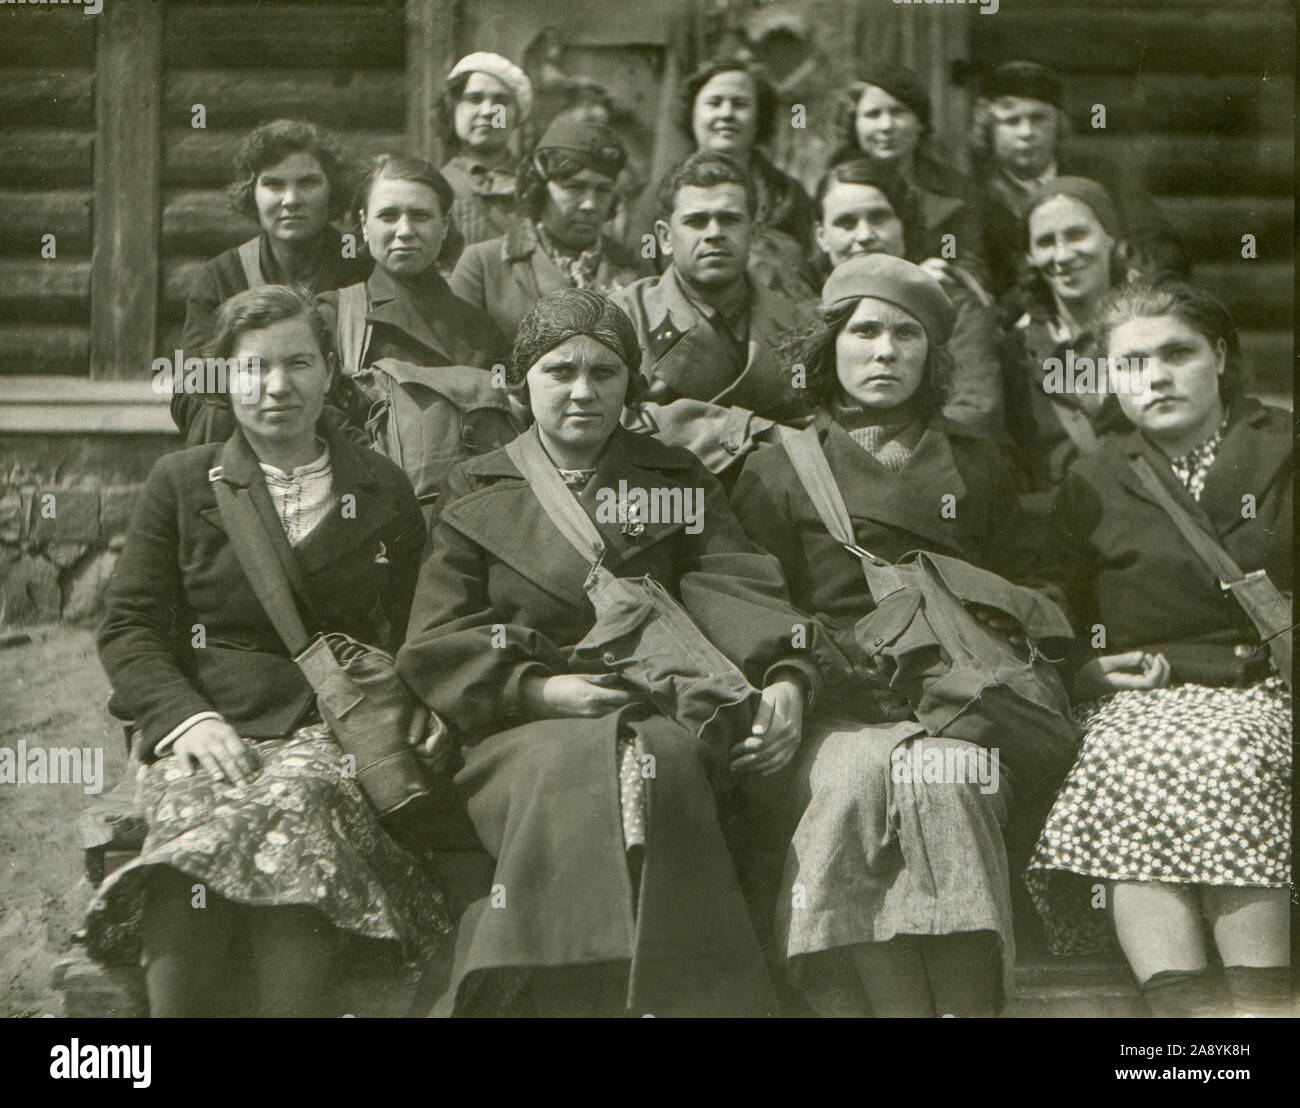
xmin=990 ymin=95 xmax=1058 ymax=179
xmin=656 ymin=182 xmax=752 ymax=289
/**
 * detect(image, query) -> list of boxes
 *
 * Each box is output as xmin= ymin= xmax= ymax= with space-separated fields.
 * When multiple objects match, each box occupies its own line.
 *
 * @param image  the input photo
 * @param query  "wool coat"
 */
xmin=98 ymin=421 xmax=425 ymax=762
xmin=396 ymin=426 xmax=844 ymax=1015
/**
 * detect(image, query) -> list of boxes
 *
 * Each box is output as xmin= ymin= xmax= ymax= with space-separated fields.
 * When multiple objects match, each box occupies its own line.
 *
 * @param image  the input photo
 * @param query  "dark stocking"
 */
xmin=140 ymin=867 xmax=238 ymax=1017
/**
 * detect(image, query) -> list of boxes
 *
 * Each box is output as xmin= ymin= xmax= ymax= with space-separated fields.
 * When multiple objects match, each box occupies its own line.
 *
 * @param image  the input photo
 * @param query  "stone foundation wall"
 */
xmin=0 ymin=433 xmax=179 ymax=627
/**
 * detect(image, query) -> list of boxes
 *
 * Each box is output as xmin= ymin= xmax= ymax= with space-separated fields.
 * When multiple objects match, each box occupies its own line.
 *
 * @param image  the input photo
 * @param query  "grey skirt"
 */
xmin=776 ymin=716 xmax=1016 ymax=993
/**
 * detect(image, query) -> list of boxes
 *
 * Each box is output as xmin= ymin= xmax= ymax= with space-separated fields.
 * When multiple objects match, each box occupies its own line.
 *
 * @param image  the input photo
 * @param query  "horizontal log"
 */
xmin=163 ymin=130 xmax=406 ymax=188
xmin=162 ymin=69 xmax=406 ymax=129
xmin=970 ymin=10 xmax=1294 ymax=75
xmin=0 ymin=258 xmax=90 ymax=321
xmin=1057 ymin=74 xmax=1294 ymax=137
xmin=1161 ymin=197 xmax=1294 ymax=265
xmin=0 ymin=69 xmax=94 ymax=127
xmin=0 ymin=322 xmax=90 ymax=376
xmin=0 ymin=190 xmax=92 ymax=256
xmin=162 ymin=5 xmax=406 ymax=70
xmin=161 ymin=189 xmax=264 ymax=256
xmin=1237 ymin=329 xmax=1293 ymax=399
xmin=1197 ymin=262 xmax=1293 ymax=331
xmin=0 ymin=130 xmax=93 ymax=188
xmin=0 ymin=9 xmax=96 ymax=69
xmin=1058 ymin=135 xmax=1293 ymax=197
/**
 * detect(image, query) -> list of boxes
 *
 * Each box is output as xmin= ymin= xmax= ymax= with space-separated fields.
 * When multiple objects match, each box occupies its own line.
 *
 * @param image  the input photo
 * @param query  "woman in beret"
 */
xmin=1026 ymin=282 xmax=1291 ymax=1017
xmin=88 ymin=285 xmax=449 ymax=1016
xmin=397 ymin=287 xmax=843 ymax=1016
xmin=730 ymin=254 xmax=1067 ymax=1018
xmin=449 ymin=118 xmax=645 ymax=342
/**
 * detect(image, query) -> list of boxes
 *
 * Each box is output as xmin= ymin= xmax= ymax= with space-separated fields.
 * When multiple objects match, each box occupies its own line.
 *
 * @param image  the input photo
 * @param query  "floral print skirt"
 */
xmin=83 ymin=724 xmax=451 ymax=967
xmin=1025 ymin=679 xmax=1292 ymax=955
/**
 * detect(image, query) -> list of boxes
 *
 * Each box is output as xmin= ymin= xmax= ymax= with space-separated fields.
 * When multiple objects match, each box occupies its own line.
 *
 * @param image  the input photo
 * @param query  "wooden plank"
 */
xmin=1058 ymin=74 xmax=1295 ymax=137
xmin=0 ymin=131 xmax=93 ymax=188
xmin=0 ymin=259 xmax=91 ymax=320
xmin=161 ymin=189 xmax=263 ymax=256
xmin=1161 ymin=196 xmax=1294 ymax=264
xmin=1198 ymin=262 xmax=1294 ymax=330
xmin=89 ymin=0 xmax=162 ymax=381
xmin=405 ymin=0 xmax=457 ymax=165
xmin=0 ymin=190 xmax=92 ymax=256
xmin=163 ymin=129 xmax=406 ymax=188
xmin=0 ymin=323 xmax=90 ymax=376
xmin=0 ymin=69 xmax=95 ymax=127
xmin=0 ymin=9 xmax=97 ymax=68
xmin=162 ymin=5 xmax=405 ymax=70
xmin=163 ymin=69 xmax=404 ymax=129
xmin=1058 ymin=135 xmax=1293 ymax=197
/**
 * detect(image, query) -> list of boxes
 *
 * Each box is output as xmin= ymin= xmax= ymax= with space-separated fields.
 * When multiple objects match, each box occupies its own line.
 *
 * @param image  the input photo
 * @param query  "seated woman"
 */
xmin=814 ymin=159 xmax=1004 ymax=438
xmin=86 ymin=286 xmax=449 ymax=1016
xmin=450 ymin=117 xmax=645 ymax=343
xmin=396 ymin=288 xmax=842 ymax=1017
xmin=1025 ymin=282 xmax=1291 ymax=1018
xmin=175 ymin=119 xmax=370 ymax=445
xmin=730 ymin=254 xmax=1066 ymax=1017
xmin=438 ymin=52 xmax=533 ymax=249
xmin=317 ymin=155 xmax=507 ymax=374
xmin=997 ymin=176 xmax=1140 ymax=501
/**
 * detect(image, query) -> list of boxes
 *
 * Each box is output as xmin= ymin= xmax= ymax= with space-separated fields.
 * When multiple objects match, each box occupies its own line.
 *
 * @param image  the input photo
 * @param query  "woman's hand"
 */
xmin=1073 ymin=651 xmax=1172 ymax=700
xmin=729 ymin=677 xmax=806 ymax=777
xmin=173 ymin=718 xmax=260 ymax=786
xmin=522 ymin=673 xmax=638 ymax=720
xmin=918 ymin=257 xmax=957 ymax=287
xmin=407 ymin=704 xmax=457 ymax=774
xmin=970 ymin=605 xmax=1028 ymax=649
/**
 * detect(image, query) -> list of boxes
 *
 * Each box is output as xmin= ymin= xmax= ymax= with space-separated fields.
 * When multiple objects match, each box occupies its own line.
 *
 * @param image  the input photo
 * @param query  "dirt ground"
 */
xmin=0 ymin=626 xmax=128 ymax=1018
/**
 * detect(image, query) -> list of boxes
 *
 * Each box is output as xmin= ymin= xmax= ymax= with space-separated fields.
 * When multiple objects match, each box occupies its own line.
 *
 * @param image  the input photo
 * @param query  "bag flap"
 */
xmin=853 ymin=587 xmax=923 ymax=655
xmin=910 ymin=551 xmax=1075 ymax=644
xmin=366 ymin=359 xmax=512 ymax=413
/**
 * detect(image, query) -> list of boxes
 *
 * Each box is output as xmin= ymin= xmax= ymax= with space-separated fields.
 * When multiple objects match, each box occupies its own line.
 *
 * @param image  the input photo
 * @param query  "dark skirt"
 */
xmin=434 ymin=705 xmax=777 ymax=1017
xmin=83 ymin=724 xmax=452 ymax=967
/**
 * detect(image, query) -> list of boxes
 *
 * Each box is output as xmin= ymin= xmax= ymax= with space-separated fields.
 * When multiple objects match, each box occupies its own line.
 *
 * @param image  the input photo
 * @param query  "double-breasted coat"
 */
xmin=98 ymin=420 xmax=425 ymax=763
xmin=1050 ymin=396 xmax=1292 ymax=687
xmin=395 ymin=427 xmax=843 ymax=1015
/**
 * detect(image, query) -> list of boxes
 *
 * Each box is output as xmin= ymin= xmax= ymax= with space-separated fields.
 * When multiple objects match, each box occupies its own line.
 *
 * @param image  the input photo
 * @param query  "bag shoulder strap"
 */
xmin=777 ymin=425 xmax=864 ymax=554
xmin=211 ymin=475 xmax=313 ymax=656
xmin=237 ymin=238 xmax=265 ymax=290
xmin=504 ymin=431 xmax=606 ymax=567
xmin=1128 ymin=455 xmax=1245 ymax=585
xmin=336 ymin=283 xmax=372 ymax=377
xmin=1051 ymin=399 xmax=1101 ymax=455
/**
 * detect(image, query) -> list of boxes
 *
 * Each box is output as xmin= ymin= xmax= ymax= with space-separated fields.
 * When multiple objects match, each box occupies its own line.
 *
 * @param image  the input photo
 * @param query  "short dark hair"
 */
xmin=655 ymin=150 xmax=758 ymax=224
xmin=226 ymin=119 xmax=350 ymax=222
xmin=1097 ymin=281 xmax=1244 ymax=407
xmin=353 ymin=154 xmax=454 ymax=218
xmin=812 ymin=159 xmax=928 ymax=263
xmin=778 ymin=298 xmax=951 ymax=420
xmin=679 ymin=59 xmax=778 ymax=148
xmin=507 ymin=288 xmax=648 ymax=410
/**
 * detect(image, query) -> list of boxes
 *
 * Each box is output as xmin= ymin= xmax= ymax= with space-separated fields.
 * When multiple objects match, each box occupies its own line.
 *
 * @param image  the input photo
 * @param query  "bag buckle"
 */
xmin=207 ymin=465 xmax=223 ymax=483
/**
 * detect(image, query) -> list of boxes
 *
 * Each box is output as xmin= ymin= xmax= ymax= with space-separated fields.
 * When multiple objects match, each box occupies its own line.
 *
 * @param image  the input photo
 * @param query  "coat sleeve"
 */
xmin=97 ymin=459 xmax=217 ymax=760
xmin=396 ymin=471 xmax=569 ymax=741
xmin=941 ymin=287 xmax=1006 ymax=439
xmin=448 ymin=244 xmax=490 ymax=313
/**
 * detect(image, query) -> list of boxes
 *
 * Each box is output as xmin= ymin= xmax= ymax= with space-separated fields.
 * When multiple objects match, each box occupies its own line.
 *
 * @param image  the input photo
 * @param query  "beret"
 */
xmin=982 ymin=61 xmax=1062 ymax=108
xmin=534 ymin=116 xmax=627 ymax=180
xmin=850 ymin=65 xmax=931 ymax=128
xmin=447 ymin=52 xmax=534 ymax=122
xmin=1024 ymin=176 xmax=1122 ymax=241
xmin=822 ymin=254 xmax=955 ymax=346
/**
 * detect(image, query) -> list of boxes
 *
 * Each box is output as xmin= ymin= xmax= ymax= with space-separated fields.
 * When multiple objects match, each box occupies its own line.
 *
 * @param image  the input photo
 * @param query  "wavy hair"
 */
xmin=226 ymin=119 xmax=351 ymax=223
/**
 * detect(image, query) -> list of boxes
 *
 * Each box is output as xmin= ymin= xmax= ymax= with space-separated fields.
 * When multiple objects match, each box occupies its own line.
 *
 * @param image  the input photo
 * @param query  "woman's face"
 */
xmin=853 ymin=85 xmax=922 ymax=166
xmin=1110 ymin=314 xmax=1226 ymax=450
xmin=989 ymin=95 xmax=1058 ymax=180
xmin=541 ymin=167 xmax=616 ymax=250
xmin=454 ymin=71 xmax=516 ymax=156
xmin=526 ymin=334 xmax=628 ymax=457
xmin=228 ymin=316 xmax=332 ymax=449
xmin=691 ymin=71 xmax=760 ymax=159
xmin=1027 ymin=195 xmax=1115 ymax=305
xmin=362 ymin=177 xmax=446 ymax=278
xmin=816 ymin=181 xmax=906 ymax=267
xmin=254 ymin=150 xmax=331 ymax=244
xmin=835 ymin=296 xmax=929 ymax=410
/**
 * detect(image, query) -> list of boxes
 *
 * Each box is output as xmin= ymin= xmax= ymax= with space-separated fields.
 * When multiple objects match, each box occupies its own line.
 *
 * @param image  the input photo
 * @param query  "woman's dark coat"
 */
xmin=98 ymin=420 xmax=425 ymax=763
xmin=395 ymin=427 xmax=840 ymax=1016
xmin=1050 ymin=397 xmax=1292 ymax=686
xmin=729 ymin=410 xmax=1068 ymax=720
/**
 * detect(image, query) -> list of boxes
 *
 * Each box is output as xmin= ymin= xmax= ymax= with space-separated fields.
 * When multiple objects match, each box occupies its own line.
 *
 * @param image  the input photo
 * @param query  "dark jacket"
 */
xmin=751 ymin=149 xmax=816 ymax=257
xmin=730 ymin=409 xmax=1068 ymax=718
xmin=98 ymin=421 xmax=425 ymax=762
xmin=316 ymin=265 xmax=508 ymax=374
xmin=448 ymin=220 xmax=647 ymax=343
xmin=173 ymin=227 xmax=371 ymax=445
xmin=1050 ymin=397 xmax=1292 ymax=686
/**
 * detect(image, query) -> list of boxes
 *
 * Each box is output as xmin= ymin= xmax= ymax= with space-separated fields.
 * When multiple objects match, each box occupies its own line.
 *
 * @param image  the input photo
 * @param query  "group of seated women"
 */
xmin=83 ymin=50 xmax=1290 ymax=1020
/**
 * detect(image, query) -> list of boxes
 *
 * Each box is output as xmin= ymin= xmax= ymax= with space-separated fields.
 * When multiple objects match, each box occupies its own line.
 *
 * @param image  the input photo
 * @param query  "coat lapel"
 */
xmin=716 ymin=279 xmax=805 ymax=411
xmin=642 ymin=271 xmax=743 ymax=401
xmin=365 ymin=268 xmax=456 ymax=364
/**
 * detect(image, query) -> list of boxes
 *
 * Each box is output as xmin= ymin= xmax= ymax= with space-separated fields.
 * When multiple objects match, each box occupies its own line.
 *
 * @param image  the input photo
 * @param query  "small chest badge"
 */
xmin=617 ymin=498 xmax=646 ymax=538
xmin=374 ymin=540 xmax=390 ymax=565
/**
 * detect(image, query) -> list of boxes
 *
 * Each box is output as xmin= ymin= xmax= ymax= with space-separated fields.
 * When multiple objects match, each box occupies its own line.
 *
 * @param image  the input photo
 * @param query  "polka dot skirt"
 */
xmin=617 ymin=731 xmax=648 ymax=849
xmin=1025 ymin=679 xmax=1291 ymax=955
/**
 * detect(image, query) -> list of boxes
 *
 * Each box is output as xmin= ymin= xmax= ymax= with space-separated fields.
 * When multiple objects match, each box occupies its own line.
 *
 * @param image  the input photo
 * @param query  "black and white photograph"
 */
xmin=0 ymin=0 xmax=1294 ymax=1055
